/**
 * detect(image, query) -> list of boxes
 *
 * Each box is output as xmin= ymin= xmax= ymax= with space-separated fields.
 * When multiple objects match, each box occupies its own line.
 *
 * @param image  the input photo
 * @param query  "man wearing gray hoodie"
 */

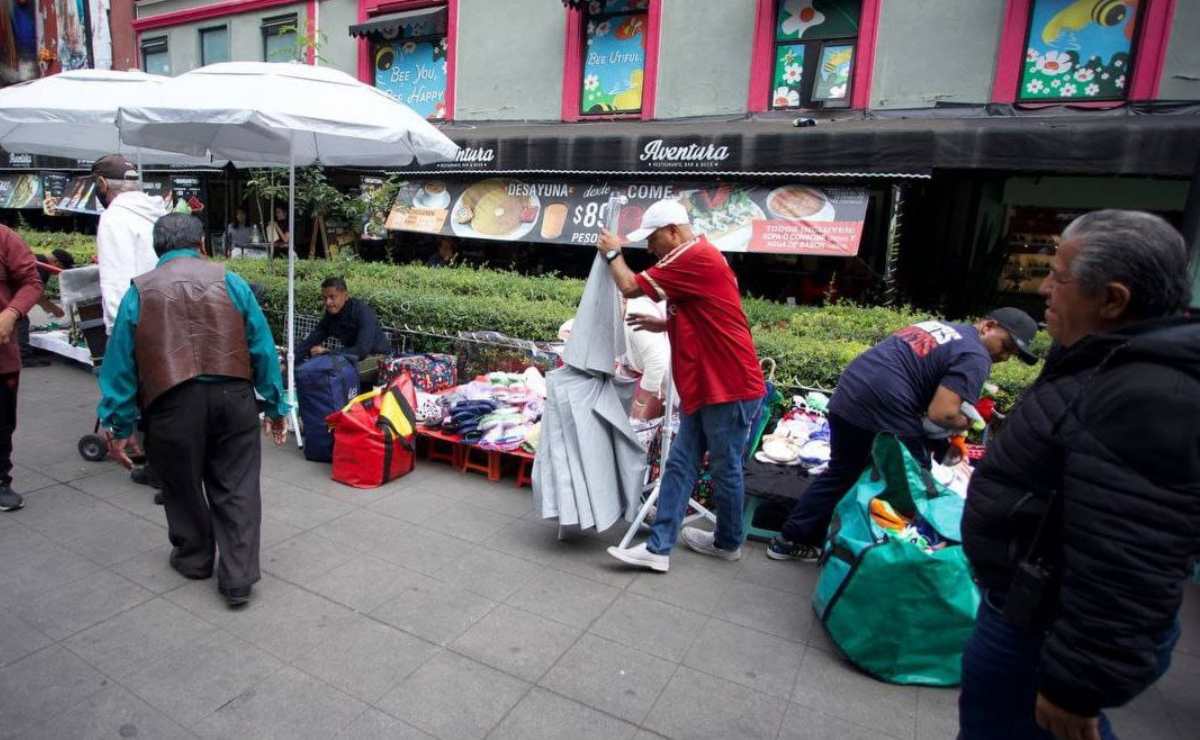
xmin=92 ymin=154 xmax=168 ymax=492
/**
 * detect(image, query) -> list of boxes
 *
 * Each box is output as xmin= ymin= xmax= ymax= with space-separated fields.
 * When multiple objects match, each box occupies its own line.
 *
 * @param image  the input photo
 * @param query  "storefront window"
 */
xmin=771 ymin=0 xmax=860 ymax=109
xmin=1018 ymin=0 xmax=1140 ymax=102
xmin=200 ymin=26 xmax=230 ymax=66
xmin=581 ymin=0 xmax=649 ymax=116
xmin=263 ymin=14 xmax=299 ymax=62
xmin=372 ymin=13 xmax=449 ymax=120
xmin=141 ymin=37 xmax=170 ymax=76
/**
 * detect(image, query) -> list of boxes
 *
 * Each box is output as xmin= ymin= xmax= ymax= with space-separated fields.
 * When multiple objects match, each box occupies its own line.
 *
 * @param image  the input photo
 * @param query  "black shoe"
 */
xmin=766 ymin=536 xmax=822 ymax=562
xmin=219 ymin=585 xmax=253 ymax=608
xmin=168 ymin=549 xmax=212 ymax=580
xmin=0 ymin=486 xmax=23 ymax=512
xmin=131 ymin=466 xmax=163 ymax=490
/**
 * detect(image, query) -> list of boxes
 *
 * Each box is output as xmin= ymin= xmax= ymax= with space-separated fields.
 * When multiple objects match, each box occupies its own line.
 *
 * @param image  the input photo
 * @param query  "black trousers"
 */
xmin=145 ymin=379 xmax=262 ymax=589
xmin=0 ymin=372 xmax=18 ymax=489
xmin=780 ymin=413 xmax=929 ymax=546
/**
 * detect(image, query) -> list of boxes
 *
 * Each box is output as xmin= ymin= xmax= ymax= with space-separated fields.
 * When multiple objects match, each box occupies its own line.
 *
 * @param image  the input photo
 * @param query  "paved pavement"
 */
xmin=1 ymin=361 xmax=1196 ymax=739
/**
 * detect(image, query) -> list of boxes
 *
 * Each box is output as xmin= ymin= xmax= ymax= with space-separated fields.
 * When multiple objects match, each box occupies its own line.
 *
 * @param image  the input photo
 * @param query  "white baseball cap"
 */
xmin=625 ymin=199 xmax=691 ymax=242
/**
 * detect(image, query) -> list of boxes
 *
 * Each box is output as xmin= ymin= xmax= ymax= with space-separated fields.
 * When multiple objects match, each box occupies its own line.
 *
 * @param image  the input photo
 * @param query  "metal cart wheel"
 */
xmin=78 ymin=434 xmax=107 ymax=462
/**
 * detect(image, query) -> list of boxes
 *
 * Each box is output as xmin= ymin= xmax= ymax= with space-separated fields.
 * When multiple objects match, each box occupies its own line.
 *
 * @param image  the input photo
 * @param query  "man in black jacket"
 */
xmin=297 ymin=276 xmax=390 ymax=361
xmin=959 ymin=210 xmax=1199 ymax=740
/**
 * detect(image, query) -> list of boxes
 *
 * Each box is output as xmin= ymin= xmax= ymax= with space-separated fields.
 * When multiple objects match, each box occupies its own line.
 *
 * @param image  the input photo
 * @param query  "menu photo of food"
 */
xmin=385 ymin=180 xmax=452 ymax=234
xmin=766 ymin=185 xmax=835 ymax=222
xmin=0 ymin=174 xmax=43 ymax=210
xmin=450 ymin=178 xmax=541 ymax=241
xmin=678 ymin=185 xmax=765 ymax=252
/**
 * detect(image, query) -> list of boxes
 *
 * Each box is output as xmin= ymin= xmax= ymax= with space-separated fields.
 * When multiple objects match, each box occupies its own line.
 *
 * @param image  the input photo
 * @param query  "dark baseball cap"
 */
xmin=90 ymin=154 xmax=139 ymax=181
xmin=987 ymin=307 xmax=1039 ymax=365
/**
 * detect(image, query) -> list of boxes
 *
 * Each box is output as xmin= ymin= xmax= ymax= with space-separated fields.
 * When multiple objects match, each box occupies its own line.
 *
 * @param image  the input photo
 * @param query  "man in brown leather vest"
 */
xmin=98 ymin=214 xmax=290 ymax=608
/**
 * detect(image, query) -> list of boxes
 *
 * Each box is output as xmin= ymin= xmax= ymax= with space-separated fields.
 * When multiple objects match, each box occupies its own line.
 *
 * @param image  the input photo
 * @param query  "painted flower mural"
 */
xmin=1018 ymin=0 xmax=1139 ymax=102
xmin=773 ymin=87 xmax=801 ymax=108
xmin=1036 ymin=50 xmax=1073 ymax=76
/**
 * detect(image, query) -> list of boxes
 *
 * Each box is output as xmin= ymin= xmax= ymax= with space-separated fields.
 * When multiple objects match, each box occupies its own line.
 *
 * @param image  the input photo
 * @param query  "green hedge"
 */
xmin=13 ymin=227 xmax=96 ymax=264
xmin=3 ymin=220 xmax=1046 ymax=408
xmin=224 ymin=256 xmax=1042 ymax=408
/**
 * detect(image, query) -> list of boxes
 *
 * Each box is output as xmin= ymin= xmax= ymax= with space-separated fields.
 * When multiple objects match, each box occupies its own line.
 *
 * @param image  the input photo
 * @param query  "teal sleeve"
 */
xmin=96 ymin=288 xmax=141 ymax=439
xmin=226 ymin=273 xmax=291 ymax=419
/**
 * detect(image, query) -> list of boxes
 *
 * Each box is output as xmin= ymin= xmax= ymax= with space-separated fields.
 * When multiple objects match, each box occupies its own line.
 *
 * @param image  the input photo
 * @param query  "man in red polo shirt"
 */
xmin=600 ymin=199 xmax=765 ymax=573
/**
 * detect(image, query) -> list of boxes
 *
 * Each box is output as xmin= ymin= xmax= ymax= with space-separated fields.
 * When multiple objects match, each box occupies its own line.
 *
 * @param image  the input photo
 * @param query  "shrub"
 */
xmin=14 ymin=227 xmax=96 ymax=264
xmin=223 ymin=255 xmax=1042 ymax=410
xmin=3 ymin=228 xmax=1047 ymax=411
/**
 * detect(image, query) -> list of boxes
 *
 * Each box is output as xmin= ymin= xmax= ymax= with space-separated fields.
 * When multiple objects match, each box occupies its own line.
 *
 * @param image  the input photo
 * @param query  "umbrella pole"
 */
xmin=287 ymin=142 xmax=302 ymax=447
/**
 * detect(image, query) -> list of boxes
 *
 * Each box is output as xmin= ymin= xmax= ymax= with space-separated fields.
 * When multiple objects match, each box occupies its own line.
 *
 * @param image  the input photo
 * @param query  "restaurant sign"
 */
xmin=386 ymin=176 xmax=868 ymax=256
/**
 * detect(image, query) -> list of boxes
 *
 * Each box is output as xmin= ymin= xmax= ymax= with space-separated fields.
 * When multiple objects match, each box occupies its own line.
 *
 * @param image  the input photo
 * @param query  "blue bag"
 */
xmin=296 ymin=354 xmax=359 ymax=462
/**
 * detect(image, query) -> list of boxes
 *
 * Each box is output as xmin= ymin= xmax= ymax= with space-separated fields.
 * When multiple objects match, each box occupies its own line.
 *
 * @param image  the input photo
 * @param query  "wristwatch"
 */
xmin=604 ymin=249 xmax=621 ymax=263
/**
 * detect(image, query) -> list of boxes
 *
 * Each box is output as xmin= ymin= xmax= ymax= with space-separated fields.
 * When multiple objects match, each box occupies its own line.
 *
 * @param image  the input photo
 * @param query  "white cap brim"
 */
xmin=625 ymin=226 xmax=655 ymax=242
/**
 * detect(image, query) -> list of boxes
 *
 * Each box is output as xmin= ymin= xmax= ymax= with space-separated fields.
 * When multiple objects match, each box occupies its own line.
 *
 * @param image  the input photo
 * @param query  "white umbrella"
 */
xmin=117 ymin=62 xmax=459 ymax=445
xmin=0 ymin=69 xmax=213 ymax=166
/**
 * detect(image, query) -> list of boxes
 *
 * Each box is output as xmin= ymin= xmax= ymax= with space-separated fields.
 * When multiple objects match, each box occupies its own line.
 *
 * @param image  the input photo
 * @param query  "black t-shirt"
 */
xmin=829 ymin=321 xmax=992 ymax=436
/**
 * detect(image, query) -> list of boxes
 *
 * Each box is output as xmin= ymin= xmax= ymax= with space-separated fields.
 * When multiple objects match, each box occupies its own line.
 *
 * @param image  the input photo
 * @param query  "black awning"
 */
xmin=390 ymin=110 xmax=1200 ymax=179
xmin=349 ymin=6 xmax=447 ymax=40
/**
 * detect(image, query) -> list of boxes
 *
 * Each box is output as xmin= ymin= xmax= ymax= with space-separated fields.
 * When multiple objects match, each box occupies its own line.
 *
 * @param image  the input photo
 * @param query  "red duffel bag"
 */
xmin=326 ymin=374 xmax=418 ymax=488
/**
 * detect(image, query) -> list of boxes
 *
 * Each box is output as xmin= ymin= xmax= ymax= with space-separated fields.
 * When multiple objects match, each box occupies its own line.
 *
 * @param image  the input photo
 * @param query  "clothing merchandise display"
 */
xmin=829 ymin=320 xmax=992 ymax=438
xmin=755 ymin=405 xmax=831 ymax=469
xmin=632 ymin=237 xmax=765 ymax=415
xmin=426 ymin=368 xmax=547 ymax=452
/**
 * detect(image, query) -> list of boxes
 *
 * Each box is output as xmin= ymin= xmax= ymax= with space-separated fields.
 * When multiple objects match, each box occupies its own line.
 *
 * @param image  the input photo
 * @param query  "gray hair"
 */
xmin=105 ymin=179 xmax=142 ymax=196
xmin=152 ymin=213 xmax=205 ymax=257
xmin=1061 ymin=209 xmax=1192 ymax=320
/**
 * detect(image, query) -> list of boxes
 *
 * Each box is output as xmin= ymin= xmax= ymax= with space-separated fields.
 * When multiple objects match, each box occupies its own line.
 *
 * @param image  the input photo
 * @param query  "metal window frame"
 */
xmin=199 ymin=24 xmax=230 ymax=66
xmin=1014 ymin=0 xmax=1144 ymax=104
xmin=261 ymin=12 xmax=300 ymax=62
xmin=141 ymin=35 xmax=170 ymax=74
xmin=768 ymin=0 xmax=858 ymax=111
xmin=579 ymin=5 xmax=648 ymax=118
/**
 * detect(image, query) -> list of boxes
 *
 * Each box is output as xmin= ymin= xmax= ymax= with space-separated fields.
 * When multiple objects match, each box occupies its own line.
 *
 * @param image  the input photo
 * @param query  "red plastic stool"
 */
xmin=512 ymin=451 xmax=535 ymax=488
xmin=419 ymin=429 xmax=464 ymax=468
xmin=461 ymin=445 xmax=502 ymax=481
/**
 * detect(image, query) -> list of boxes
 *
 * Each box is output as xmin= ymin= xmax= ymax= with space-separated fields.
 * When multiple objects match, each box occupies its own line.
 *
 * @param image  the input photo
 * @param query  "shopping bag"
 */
xmin=811 ymin=434 xmax=980 ymax=686
xmin=326 ymin=373 xmax=418 ymax=488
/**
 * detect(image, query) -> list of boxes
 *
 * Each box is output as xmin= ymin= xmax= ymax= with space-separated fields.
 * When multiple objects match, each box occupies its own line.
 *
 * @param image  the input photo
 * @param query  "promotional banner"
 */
xmin=52 ymin=173 xmax=102 ymax=214
xmin=0 ymin=173 xmax=43 ymax=208
xmin=386 ymin=177 xmax=869 ymax=256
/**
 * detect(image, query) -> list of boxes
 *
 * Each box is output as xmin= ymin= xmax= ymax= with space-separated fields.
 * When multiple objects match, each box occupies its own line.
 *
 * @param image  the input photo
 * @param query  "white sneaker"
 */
xmin=681 ymin=527 xmax=742 ymax=561
xmin=607 ymin=543 xmax=670 ymax=573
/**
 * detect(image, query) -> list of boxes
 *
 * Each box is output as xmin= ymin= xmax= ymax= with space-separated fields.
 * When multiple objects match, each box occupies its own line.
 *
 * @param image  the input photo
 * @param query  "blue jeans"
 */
xmin=647 ymin=398 xmax=759 ymax=555
xmin=959 ymin=592 xmax=1179 ymax=739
